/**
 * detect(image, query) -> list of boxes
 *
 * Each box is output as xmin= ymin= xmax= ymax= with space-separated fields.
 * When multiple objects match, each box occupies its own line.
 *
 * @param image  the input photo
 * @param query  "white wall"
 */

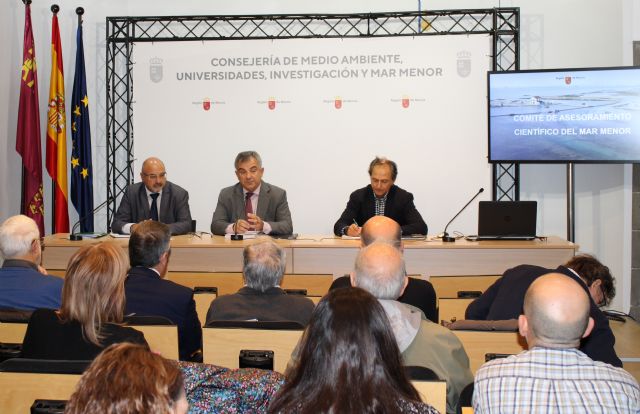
xmin=0 ymin=0 xmax=635 ymax=311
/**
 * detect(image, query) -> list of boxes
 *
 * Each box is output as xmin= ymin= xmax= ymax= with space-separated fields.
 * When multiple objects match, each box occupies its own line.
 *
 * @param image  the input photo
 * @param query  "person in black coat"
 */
xmin=465 ymin=254 xmax=621 ymax=367
xmin=124 ymin=221 xmax=202 ymax=361
xmin=334 ymin=157 xmax=427 ymax=237
xmin=330 ymin=216 xmax=437 ymax=322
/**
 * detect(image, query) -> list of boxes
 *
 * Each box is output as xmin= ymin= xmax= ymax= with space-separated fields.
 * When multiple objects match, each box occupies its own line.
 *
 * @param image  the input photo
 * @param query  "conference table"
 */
xmin=42 ymin=234 xmax=576 ymax=277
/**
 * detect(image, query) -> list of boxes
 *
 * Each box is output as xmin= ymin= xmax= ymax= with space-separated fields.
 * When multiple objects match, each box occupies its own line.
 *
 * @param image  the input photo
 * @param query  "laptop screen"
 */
xmin=478 ymin=201 xmax=537 ymax=239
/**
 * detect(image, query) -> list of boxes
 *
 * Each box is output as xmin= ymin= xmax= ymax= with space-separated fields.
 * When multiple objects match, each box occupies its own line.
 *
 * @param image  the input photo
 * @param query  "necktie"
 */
xmin=245 ymin=192 xmax=254 ymax=218
xmin=150 ymin=193 xmax=159 ymax=221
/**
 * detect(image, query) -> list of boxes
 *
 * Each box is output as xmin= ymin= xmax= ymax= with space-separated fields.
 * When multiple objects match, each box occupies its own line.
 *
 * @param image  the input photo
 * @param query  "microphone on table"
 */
xmin=441 ymin=188 xmax=484 ymax=243
xmin=69 ymin=197 xmax=114 ymax=241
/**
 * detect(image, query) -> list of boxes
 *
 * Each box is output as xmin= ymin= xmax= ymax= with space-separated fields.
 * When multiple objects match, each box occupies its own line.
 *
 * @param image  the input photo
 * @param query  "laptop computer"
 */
xmin=476 ymin=201 xmax=537 ymax=240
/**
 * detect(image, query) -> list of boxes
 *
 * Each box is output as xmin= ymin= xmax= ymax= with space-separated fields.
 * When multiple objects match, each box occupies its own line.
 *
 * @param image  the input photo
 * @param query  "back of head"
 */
xmin=243 ymin=237 xmax=285 ymax=292
xmin=61 ymin=242 xmax=128 ymax=345
xmin=523 ymin=273 xmax=591 ymax=348
xmin=0 ymin=215 xmax=39 ymax=259
xmin=129 ymin=221 xmax=171 ymax=268
xmin=65 ymin=343 xmax=185 ymax=414
xmin=565 ymin=254 xmax=615 ymax=306
xmin=269 ymin=287 xmax=419 ymax=413
xmin=361 ymin=216 xmax=402 ymax=249
xmin=353 ymin=242 xmax=406 ymax=300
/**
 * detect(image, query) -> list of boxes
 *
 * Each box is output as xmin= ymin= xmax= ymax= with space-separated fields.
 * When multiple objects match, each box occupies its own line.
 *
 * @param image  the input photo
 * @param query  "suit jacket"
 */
xmin=465 ymin=264 xmax=622 ymax=367
xmin=124 ymin=267 xmax=202 ymax=361
xmin=333 ymin=185 xmax=428 ymax=236
xmin=330 ymin=275 xmax=438 ymax=323
xmin=0 ymin=260 xmax=63 ymax=311
xmin=111 ymin=181 xmax=192 ymax=235
xmin=205 ymin=286 xmax=315 ymax=326
xmin=210 ymin=182 xmax=293 ymax=235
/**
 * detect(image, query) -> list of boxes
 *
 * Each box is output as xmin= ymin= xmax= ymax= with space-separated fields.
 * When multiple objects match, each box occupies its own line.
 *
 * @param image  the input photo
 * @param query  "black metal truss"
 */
xmin=106 ymin=9 xmax=520 ymax=227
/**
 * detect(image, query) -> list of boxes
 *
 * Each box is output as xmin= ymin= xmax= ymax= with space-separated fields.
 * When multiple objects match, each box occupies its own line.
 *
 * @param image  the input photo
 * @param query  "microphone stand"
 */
xmin=442 ymin=188 xmax=484 ymax=243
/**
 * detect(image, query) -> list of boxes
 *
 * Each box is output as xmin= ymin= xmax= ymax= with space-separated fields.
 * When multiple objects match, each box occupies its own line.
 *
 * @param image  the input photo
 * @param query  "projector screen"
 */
xmin=132 ymin=35 xmax=493 ymax=235
xmin=488 ymin=66 xmax=640 ymax=163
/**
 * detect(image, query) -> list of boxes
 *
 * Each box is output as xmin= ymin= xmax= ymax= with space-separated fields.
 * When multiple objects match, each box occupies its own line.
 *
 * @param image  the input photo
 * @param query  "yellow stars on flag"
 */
xmin=73 ymin=105 xmax=81 ymax=116
xmin=81 ymin=168 xmax=89 ymax=178
xmin=81 ymin=95 xmax=89 ymax=107
xmin=71 ymin=157 xmax=79 ymax=168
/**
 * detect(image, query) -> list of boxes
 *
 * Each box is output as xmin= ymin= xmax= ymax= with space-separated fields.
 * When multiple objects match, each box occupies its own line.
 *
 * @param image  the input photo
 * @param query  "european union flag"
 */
xmin=70 ymin=20 xmax=93 ymax=232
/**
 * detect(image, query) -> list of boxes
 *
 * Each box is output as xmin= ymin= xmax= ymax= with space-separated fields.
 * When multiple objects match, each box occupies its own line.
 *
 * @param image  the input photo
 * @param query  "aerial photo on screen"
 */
xmin=489 ymin=68 xmax=640 ymax=162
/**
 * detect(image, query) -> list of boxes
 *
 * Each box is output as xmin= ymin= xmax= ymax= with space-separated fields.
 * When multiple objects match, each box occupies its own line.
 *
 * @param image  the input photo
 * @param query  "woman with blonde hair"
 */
xmin=21 ymin=242 xmax=147 ymax=359
xmin=65 ymin=343 xmax=187 ymax=414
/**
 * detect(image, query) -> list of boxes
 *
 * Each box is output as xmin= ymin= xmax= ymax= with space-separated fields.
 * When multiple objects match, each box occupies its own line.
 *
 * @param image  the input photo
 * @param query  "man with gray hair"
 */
xmin=206 ymin=237 xmax=314 ymax=325
xmin=124 ymin=220 xmax=202 ymax=361
xmin=211 ymin=151 xmax=293 ymax=236
xmin=352 ymin=242 xmax=472 ymax=414
xmin=474 ymin=273 xmax=640 ymax=412
xmin=0 ymin=215 xmax=62 ymax=310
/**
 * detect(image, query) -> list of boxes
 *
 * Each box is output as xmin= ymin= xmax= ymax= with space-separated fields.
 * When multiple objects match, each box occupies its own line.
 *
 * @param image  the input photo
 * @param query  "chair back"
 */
xmin=124 ymin=316 xmax=179 ymax=360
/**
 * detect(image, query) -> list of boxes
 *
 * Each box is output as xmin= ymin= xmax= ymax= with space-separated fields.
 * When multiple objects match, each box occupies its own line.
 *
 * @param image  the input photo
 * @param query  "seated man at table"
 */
xmin=334 ymin=156 xmax=427 ymax=237
xmin=352 ymin=242 xmax=472 ymax=414
xmin=124 ymin=221 xmax=202 ymax=361
xmin=205 ymin=237 xmax=314 ymax=326
xmin=473 ymin=273 xmax=640 ymax=413
xmin=329 ymin=216 xmax=437 ymax=323
xmin=211 ymin=151 xmax=293 ymax=236
xmin=465 ymin=254 xmax=621 ymax=367
xmin=0 ymin=215 xmax=62 ymax=311
xmin=111 ymin=157 xmax=193 ymax=235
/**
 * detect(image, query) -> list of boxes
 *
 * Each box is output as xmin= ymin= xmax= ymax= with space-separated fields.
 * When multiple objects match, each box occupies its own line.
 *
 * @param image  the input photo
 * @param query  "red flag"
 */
xmin=16 ymin=3 xmax=45 ymax=236
xmin=46 ymin=12 xmax=69 ymax=233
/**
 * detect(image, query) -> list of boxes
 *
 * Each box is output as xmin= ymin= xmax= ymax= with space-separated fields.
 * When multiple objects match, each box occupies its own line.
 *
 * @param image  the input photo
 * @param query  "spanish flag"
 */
xmin=45 ymin=10 xmax=69 ymax=233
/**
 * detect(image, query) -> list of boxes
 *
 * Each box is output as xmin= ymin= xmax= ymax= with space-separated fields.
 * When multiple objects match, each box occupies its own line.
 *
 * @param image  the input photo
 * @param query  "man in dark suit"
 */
xmin=465 ymin=254 xmax=621 ymax=367
xmin=205 ymin=237 xmax=314 ymax=325
xmin=111 ymin=157 xmax=192 ymax=235
xmin=330 ymin=216 xmax=437 ymax=322
xmin=334 ymin=157 xmax=427 ymax=236
xmin=210 ymin=151 xmax=293 ymax=235
xmin=124 ymin=221 xmax=202 ymax=361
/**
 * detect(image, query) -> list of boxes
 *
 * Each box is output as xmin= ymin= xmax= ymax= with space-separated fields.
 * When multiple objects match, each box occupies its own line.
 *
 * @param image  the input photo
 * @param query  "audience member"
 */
xmin=351 ymin=242 xmax=472 ymax=414
xmin=125 ymin=220 xmax=202 ymax=361
xmin=65 ymin=343 xmax=188 ymax=414
xmin=270 ymin=287 xmax=439 ymax=414
xmin=329 ymin=216 xmax=437 ymax=322
xmin=465 ymin=254 xmax=621 ymax=366
xmin=334 ymin=156 xmax=427 ymax=236
xmin=21 ymin=242 xmax=147 ymax=359
xmin=206 ymin=237 xmax=314 ymax=326
xmin=0 ymin=215 xmax=62 ymax=311
xmin=210 ymin=151 xmax=293 ymax=236
xmin=473 ymin=273 xmax=640 ymax=413
xmin=112 ymin=157 xmax=193 ymax=235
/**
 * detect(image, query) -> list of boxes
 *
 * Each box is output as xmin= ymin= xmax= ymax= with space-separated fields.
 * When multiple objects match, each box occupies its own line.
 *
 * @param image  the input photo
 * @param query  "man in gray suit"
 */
xmin=111 ymin=157 xmax=193 ymax=235
xmin=211 ymin=151 xmax=293 ymax=236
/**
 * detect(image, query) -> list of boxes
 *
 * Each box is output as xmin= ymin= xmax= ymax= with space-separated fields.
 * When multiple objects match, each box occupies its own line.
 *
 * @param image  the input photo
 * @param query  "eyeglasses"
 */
xmin=142 ymin=172 xmax=167 ymax=180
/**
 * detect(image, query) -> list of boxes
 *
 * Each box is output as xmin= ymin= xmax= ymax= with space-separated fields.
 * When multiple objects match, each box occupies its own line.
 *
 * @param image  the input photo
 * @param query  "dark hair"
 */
xmin=368 ymin=156 xmax=398 ymax=181
xmin=65 ymin=343 xmax=184 ymax=414
xmin=129 ymin=221 xmax=171 ymax=268
xmin=565 ymin=254 xmax=615 ymax=306
xmin=268 ymin=287 xmax=421 ymax=414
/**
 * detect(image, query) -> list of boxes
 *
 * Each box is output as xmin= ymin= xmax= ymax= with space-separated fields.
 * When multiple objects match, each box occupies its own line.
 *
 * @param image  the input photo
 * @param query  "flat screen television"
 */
xmin=487 ymin=66 xmax=640 ymax=163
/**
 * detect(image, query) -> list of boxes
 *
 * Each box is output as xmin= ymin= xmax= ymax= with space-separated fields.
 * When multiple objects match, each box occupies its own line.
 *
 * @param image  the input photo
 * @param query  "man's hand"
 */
xmin=346 ymin=223 xmax=361 ymax=237
xmin=37 ymin=265 xmax=49 ymax=275
xmin=247 ymin=213 xmax=264 ymax=232
xmin=235 ymin=219 xmax=253 ymax=233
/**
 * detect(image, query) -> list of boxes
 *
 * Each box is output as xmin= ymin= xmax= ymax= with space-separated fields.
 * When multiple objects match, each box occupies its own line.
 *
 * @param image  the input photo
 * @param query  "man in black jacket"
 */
xmin=330 ymin=215 xmax=437 ymax=322
xmin=465 ymin=254 xmax=621 ymax=367
xmin=334 ymin=157 xmax=427 ymax=237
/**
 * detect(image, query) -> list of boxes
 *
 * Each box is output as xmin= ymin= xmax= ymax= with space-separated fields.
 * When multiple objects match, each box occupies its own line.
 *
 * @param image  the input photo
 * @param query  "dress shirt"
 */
xmin=473 ymin=347 xmax=640 ymax=414
xmin=224 ymin=185 xmax=273 ymax=234
xmin=122 ymin=187 xmax=162 ymax=234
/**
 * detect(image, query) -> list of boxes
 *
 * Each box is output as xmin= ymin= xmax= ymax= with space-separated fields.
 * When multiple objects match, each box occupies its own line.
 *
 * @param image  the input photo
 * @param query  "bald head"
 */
xmin=140 ymin=157 xmax=167 ymax=193
xmin=0 ymin=215 xmax=41 ymax=262
xmin=352 ymin=242 xmax=407 ymax=300
xmin=521 ymin=273 xmax=592 ymax=348
xmin=361 ymin=216 xmax=402 ymax=249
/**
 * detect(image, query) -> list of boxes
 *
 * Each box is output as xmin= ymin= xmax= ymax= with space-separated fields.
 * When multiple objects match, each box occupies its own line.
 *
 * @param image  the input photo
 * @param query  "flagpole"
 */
xmin=77 ymin=6 xmax=83 ymax=25
xmin=50 ymin=4 xmax=59 ymax=233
